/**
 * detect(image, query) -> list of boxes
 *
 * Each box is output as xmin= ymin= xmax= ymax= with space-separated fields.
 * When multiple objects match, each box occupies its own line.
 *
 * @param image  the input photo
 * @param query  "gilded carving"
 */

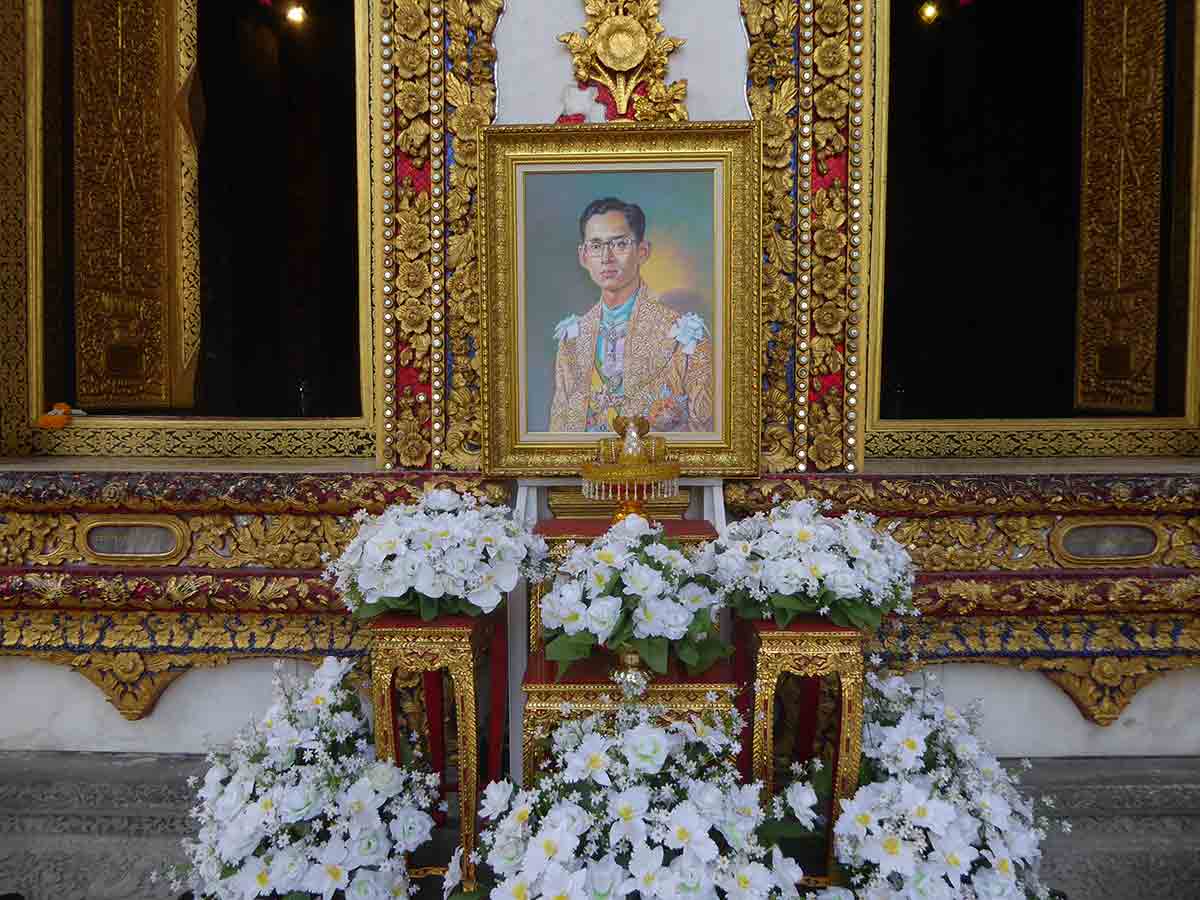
xmin=0 ymin=0 xmax=30 ymax=456
xmin=370 ymin=621 xmax=488 ymax=882
xmin=1075 ymin=0 xmax=1165 ymax=412
xmin=558 ymin=0 xmax=687 ymax=119
xmin=0 ymin=608 xmax=366 ymax=718
xmin=871 ymin=613 xmax=1200 ymax=726
xmin=744 ymin=0 xmax=800 ymax=472
xmin=725 ymin=473 xmax=1200 ymax=516
xmin=864 ymin=426 xmax=1200 ymax=460
xmin=439 ymin=0 xmax=502 ymax=471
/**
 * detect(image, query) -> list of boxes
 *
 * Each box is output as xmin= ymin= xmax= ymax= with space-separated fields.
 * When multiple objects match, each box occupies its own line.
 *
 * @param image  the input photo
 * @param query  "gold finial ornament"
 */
xmin=559 ymin=1 xmax=688 ymax=119
xmin=580 ymin=416 xmax=681 ymax=523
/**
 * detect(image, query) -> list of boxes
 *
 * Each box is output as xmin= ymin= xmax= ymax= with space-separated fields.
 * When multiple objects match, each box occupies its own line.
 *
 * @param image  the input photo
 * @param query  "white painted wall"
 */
xmin=3 ymin=655 xmax=1199 ymax=757
xmin=493 ymin=0 xmax=750 ymax=124
xmin=0 ymin=658 xmax=310 ymax=754
xmin=918 ymin=664 xmax=1200 ymax=757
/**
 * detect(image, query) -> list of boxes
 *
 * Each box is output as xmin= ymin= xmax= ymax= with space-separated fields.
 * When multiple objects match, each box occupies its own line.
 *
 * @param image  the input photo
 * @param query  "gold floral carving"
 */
xmin=0 ymin=512 xmax=359 ymax=571
xmin=871 ymin=613 xmax=1200 ymax=726
xmin=438 ymin=0 xmax=502 ymax=471
xmin=913 ymin=575 xmax=1200 ymax=616
xmin=559 ymin=0 xmax=687 ymax=119
xmin=1037 ymin=656 xmax=1191 ymax=726
xmin=522 ymin=681 xmax=738 ymax=786
xmin=744 ymin=0 xmax=801 ymax=472
xmin=0 ymin=0 xmax=30 ymax=456
xmin=370 ymin=622 xmax=486 ymax=883
xmin=724 ymin=473 xmax=1200 ymax=516
xmin=63 ymin=650 xmax=229 ymax=720
xmin=0 ymin=608 xmax=366 ymax=718
xmin=1074 ymin=0 xmax=1165 ymax=412
xmin=864 ymin=426 xmax=1200 ymax=460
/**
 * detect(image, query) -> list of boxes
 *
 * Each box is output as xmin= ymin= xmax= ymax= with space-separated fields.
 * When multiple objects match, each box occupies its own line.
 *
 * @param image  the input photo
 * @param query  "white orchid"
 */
xmin=459 ymin=705 xmax=805 ymax=900
xmin=825 ymin=672 xmax=1065 ymax=899
xmin=167 ymin=658 xmax=438 ymax=900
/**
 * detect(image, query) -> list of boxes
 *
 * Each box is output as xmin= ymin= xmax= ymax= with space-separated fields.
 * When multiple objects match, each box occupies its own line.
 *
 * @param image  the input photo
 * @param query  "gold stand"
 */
xmin=743 ymin=620 xmax=865 ymax=885
xmin=369 ymin=615 xmax=491 ymax=887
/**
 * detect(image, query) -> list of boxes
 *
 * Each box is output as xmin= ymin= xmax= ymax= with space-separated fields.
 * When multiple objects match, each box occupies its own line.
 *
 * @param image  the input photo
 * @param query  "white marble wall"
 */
xmin=0 ymin=658 xmax=309 ymax=754
xmin=493 ymin=0 xmax=749 ymax=124
xmin=3 ymin=655 xmax=1200 ymax=756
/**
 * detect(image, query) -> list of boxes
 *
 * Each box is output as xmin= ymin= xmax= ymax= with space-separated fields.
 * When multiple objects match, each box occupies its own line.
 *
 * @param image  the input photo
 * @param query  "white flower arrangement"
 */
xmin=539 ymin=514 xmax=728 ymax=675
xmin=164 ymin=658 xmax=441 ymax=900
xmin=701 ymin=500 xmax=915 ymax=631
xmin=806 ymin=672 xmax=1066 ymax=900
xmin=327 ymin=488 xmax=549 ymax=621
xmin=444 ymin=704 xmax=820 ymax=900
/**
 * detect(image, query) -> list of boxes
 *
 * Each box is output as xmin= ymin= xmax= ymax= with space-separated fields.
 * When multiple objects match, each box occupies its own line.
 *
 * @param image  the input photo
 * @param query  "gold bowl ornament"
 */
xmin=595 ymin=15 xmax=650 ymax=72
xmin=580 ymin=415 xmax=681 ymax=522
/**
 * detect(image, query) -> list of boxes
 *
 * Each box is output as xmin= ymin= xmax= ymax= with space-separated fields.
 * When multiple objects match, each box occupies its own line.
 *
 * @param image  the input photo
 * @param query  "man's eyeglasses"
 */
xmin=581 ymin=236 xmax=637 ymax=258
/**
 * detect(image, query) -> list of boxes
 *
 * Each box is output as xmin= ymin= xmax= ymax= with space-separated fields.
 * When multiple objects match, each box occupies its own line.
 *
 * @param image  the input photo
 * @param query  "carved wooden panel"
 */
xmin=1074 ymin=0 xmax=1166 ymax=413
xmin=72 ymin=0 xmax=197 ymax=409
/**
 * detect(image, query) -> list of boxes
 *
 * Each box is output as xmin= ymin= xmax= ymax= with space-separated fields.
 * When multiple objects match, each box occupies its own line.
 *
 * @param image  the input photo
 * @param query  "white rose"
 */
xmin=216 ymin=807 xmax=265 ymax=863
xmin=212 ymin=773 xmax=254 ymax=822
xmin=425 ymin=489 xmax=462 ymax=511
xmin=389 ymin=806 xmax=435 ymax=852
xmin=365 ymin=761 xmax=406 ymax=797
xmin=480 ymin=781 xmax=515 ymax=820
xmin=346 ymin=825 xmax=392 ymax=869
xmin=346 ymin=869 xmax=391 ymax=900
xmin=623 ymin=724 xmax=670 ymax=774
xmin=688 ymin=780 xmax=726 ymax=821
xmin=279 ymin=778 xmax=328 ymax=823
xmin=586 ymin=595 xmax=623 ymax=644
xmin=487 ymin=831 xmax=527 ymax=876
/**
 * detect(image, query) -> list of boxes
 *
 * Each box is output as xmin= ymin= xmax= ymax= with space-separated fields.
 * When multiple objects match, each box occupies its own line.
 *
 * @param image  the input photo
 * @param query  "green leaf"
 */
xmin=545 ymin=630 xmax=597 ymax=679
xmin=447 ymin=889 xmax=488 ymax=900
xmin=631 ymin=637 xmax=669 ymax=673
xmin=419 ymin=593 xmax=440 ymax=621
xmin=773 ymin=605 xmax=796 ymax=628
xmin=606 ymin=613 xmax=635 ymax=650
xmin=677 ymin=641 xmax=700 ymax=667
xmin=685 ymin=634 xmax=731 ymax=675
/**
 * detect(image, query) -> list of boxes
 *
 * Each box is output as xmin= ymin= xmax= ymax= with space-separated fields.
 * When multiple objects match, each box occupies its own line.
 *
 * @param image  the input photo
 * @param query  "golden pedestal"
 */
xmin=370 ymin=613 xmax=500 ymax=885
xmin=736 ymin=618 xmax=865 ymax=883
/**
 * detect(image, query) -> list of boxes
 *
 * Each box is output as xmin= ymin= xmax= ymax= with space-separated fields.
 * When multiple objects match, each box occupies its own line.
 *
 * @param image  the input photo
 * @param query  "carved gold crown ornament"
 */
xmin=559 ymin=0 xmax=688 ymax=119
xmin=580 ymin=415 xmax=681 ymax=522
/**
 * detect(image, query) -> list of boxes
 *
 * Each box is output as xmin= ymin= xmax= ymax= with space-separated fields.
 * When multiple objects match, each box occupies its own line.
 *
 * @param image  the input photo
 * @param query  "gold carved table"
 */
xmin=521 ymin=650 xmax=739 ymax=785
xmin=370 ymin=612 xmax=506 ymax=885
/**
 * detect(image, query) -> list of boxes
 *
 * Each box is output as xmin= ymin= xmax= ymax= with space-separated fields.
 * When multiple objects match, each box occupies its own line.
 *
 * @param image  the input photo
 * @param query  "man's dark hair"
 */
xmin=579 ymin=197 xmax=646 ymax=243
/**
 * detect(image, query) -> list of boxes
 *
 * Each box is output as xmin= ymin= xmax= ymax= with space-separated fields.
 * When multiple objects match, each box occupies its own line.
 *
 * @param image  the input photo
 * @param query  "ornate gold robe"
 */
xmin=548 ymin=287 xmax=714 ymax=433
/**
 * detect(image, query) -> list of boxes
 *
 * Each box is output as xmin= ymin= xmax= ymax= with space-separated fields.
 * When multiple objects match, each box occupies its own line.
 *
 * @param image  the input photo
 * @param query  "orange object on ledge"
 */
xmin=35 ymin=403 xmax=73 ymax=428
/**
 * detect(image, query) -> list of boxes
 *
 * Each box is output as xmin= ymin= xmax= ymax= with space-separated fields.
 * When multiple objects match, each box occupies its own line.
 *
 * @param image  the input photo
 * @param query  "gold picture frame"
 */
xmin=478 ymin=121 xmax=763 ymax=476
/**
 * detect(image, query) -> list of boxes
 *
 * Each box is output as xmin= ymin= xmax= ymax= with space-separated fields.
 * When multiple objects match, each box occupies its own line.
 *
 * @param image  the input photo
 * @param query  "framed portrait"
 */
xmin=478 ymin=121 xmax=762 ymax=476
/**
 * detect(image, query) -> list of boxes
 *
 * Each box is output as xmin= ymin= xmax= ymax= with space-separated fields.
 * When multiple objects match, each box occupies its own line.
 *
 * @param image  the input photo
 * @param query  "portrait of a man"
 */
xmin=481 ymin=122 xmax=761 ymax=474
xmin=548 ymin=197 xmax=713 ymax=433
